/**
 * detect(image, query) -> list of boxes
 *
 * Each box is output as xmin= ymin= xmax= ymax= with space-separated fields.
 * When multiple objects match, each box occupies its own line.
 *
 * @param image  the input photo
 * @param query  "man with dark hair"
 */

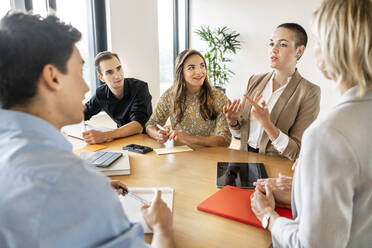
xmin=82 ymin=51 xmax=152 ymax=144
xmin=0 ymin=12 xmax=174 ymax=248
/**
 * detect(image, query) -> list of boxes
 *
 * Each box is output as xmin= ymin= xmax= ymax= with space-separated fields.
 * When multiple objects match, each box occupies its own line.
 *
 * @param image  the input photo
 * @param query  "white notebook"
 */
xmin=119 ymin=187 xmax=174 ymax=234
xmin=80 ymin=150 xmax=130 ymax=176
xmin=61 ymin=122 xmax=112 ymax=140
xmin=154 ymin=145 xmax=193 ymax=155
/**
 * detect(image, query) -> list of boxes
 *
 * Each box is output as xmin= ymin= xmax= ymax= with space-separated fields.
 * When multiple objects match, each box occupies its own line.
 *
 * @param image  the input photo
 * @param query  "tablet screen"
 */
xmin=216 ymin=162 xmax=268 ymax=188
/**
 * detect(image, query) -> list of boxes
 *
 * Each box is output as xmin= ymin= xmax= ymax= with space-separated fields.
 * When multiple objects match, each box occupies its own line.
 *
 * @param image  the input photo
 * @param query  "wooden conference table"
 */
xmin=69 ymin=134 xmax=293 ymax=248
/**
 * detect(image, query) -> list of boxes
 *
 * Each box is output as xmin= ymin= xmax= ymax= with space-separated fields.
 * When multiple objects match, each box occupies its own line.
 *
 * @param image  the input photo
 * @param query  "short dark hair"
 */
xmin=277 ymin=23 xmax=308 ymax=48
xmin=94 ymin=51 xmax=120 ymax=75
xmin=0 ymin=12 xmax=81 ymax=109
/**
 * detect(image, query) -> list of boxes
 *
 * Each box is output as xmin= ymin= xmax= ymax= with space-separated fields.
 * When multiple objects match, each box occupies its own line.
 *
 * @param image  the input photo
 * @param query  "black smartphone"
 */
xmin=216 ymin=162 xmax=268 ymax=188
xmin=123 ymin=144 xmax=153 ymax=154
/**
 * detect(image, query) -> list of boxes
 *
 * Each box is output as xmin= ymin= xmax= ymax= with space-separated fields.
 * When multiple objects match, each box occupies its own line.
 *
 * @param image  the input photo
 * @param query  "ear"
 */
xmin=40 ymin=64 xmax=60 ymax=91
xmin=97 ymin=73 xmax=105 ymax=83
xmin=296 ymin=45 xmax=305 ymax=60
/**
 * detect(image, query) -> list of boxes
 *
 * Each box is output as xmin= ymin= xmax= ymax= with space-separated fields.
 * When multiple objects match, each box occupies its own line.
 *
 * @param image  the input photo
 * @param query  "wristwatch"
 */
xmin=230 ymin=120 xmax=240 ymax=128
xmin=262 ymin=211 xmax=277 ymax=229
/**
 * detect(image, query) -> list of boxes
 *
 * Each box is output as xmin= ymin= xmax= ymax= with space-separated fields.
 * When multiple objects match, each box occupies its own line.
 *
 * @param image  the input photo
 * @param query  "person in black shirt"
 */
xmin=83 ymin=51 xmax=152 ymax=144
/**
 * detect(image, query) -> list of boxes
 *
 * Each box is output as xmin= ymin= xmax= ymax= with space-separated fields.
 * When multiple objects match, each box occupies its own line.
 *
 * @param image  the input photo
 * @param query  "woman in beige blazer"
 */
xmin=251 ymin=0 xmax=372 ymax=246
xmin=224 ymin=23 xmax=320 ymax=161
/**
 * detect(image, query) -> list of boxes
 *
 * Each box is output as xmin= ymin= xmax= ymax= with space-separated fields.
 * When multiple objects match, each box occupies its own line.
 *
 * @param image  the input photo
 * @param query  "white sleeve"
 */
xmin=270 ymin=126 xmax=357 ymax=248
xmin=271 ymin=130 xmax=289 ymax=153
xmin=229 ymin=127 xmax=241 ymax=139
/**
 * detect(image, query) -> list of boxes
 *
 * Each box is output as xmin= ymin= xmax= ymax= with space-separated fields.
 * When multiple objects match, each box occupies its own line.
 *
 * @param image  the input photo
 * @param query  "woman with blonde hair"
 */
xmin=146 ymin=49 xmax=231 ymax=147
xmin=251 ymin=0 xmax=372 ymax=247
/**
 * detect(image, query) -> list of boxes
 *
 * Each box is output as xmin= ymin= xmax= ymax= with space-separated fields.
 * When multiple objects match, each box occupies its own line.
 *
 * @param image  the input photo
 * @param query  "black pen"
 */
xmin=119 ymin=186 xmax=150 ymax=205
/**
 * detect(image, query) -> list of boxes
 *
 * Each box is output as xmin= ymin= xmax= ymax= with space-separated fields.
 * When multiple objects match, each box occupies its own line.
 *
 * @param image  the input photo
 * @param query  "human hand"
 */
xmin=82 ymin=129 xmax=112 ymax=144
xmin=223 ymin=98 xmax=242 ymax=125
xmin=141 ymin=190 xmax=173 ymax=233
xmin=155 ymin=127 xmax=170 ymax=144
xmin=254 ymin=173 xmax=292 ymax=192
xmin=254 ymin=174 xmax=292 ymax=208
xmin=168 ymin=130 xmax=191 ymax=145
xmin=251 ymin=183 xmax=275 ymax=221
xmin=244 ymin=92 xmax=271 ymax=126
xmin=110 ymin=180 xmax=128 ymax=197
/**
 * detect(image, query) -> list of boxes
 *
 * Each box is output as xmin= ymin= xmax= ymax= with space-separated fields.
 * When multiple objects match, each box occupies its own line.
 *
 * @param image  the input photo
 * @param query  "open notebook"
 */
xmin=119 ymin=187 xmax=174 ymax=234
xmin=61 ymin=121 xmax=112 ymax=140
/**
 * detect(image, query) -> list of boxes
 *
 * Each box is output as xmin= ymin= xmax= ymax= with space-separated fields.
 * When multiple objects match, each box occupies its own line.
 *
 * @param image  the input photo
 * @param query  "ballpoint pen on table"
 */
xmin=119 ymin=186 xmax=151 ymax=206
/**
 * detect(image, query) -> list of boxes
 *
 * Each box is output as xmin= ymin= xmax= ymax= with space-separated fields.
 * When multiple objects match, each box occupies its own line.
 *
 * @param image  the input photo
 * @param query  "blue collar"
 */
xmin=0 ymin=109 xmax=72 ymax=152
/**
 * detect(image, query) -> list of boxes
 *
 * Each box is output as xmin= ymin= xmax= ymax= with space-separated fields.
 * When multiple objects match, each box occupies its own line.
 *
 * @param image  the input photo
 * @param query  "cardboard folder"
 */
xmin=197 ymin=185 xmax=293 ymax=228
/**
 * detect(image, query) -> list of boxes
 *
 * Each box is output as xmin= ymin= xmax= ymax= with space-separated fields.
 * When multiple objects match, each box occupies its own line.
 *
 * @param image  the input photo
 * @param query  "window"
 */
xmin=28 ymin=0 xmax=95 ymax=98
xmin=31 ymin=0 xmax=47 ymax=17
xmin=157 ymin=0 xmax=174 ymax=94
xmin=157 ymin=0 xmax=189 ymax=95
xmin=54 ymin=0 xmax=96 ymax=98
xmin=0 ymin=0 xmax=11 ymax=19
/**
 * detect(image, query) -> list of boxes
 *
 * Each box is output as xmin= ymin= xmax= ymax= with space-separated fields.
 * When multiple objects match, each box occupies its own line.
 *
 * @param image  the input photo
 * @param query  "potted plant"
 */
xmin=195 ymin=26 xmax=241 ymax=91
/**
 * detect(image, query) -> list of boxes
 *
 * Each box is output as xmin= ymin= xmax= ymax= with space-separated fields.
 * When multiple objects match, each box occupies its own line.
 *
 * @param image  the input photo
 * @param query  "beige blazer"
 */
xmin=238 ymin=70 xmax=320 ymax=161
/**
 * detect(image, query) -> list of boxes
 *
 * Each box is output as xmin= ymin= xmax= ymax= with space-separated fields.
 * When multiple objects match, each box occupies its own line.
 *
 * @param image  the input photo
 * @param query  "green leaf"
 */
xmin=194 ymin=25 xmax=241 ymax=86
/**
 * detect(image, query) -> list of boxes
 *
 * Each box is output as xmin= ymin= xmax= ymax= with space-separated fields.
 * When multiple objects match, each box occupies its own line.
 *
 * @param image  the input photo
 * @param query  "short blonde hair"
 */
xmin=313 ymin=0 xmax=372 ymax=96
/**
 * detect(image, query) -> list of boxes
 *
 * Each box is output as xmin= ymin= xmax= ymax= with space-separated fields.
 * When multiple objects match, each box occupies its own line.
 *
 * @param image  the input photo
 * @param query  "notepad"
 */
xmin=80 ymin=150 xmax=130 ymax=176
xmin=154 ymin=145 xmax=193 ymax=155
xmin=61 ymin=122 xmax=112 ymax=140
xmin=119 ymin=187 xmax=174 ymax=233
xmin=197 ymin=185 xmax=292 ymax=228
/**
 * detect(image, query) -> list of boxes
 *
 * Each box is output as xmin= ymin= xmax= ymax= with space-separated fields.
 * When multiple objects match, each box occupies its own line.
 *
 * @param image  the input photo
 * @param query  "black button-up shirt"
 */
xmin=84 ymin=78 xmax=152 ymax=132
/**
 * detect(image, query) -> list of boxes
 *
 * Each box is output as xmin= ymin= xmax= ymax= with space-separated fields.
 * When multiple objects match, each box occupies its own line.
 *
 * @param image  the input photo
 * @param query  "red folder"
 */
xmin=197 ymin=185 xmax=293 ymax=228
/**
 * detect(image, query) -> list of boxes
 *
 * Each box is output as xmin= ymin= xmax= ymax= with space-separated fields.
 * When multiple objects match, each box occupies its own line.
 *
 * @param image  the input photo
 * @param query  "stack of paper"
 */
xmin=80 ymin=150 xmax=130 ymax=176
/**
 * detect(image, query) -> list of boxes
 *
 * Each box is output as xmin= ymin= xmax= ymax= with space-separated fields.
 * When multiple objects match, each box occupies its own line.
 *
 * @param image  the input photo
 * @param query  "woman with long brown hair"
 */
xmin=146 ymin=49 xmax=231 ymax=147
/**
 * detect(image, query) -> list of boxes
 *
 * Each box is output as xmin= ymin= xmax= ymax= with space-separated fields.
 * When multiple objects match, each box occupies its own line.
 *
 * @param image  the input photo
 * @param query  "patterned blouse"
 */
xmin=146 ymin=87 xmax=232 ymax=144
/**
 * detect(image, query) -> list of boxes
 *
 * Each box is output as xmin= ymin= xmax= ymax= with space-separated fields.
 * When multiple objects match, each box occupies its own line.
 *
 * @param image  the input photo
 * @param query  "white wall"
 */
xmin=190 ymin=0 xmax=339 ymax=114
xmin=105 ymin=0 xmax=160 ymax=106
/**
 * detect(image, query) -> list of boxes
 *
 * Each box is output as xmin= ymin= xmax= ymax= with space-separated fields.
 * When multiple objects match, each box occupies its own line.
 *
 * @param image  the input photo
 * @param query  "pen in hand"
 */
xmin=156 ymin=124 xmax=167 ymax=131
xmin=83 ymin=120 xmax=87 ymax=132
xmin=119 ymin=186 xmax=150 ymax=206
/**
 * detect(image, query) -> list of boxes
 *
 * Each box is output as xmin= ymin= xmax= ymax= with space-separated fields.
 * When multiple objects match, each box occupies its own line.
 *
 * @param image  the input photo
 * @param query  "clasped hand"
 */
xmin=253 ymin=174 xmax=292 ymax=209
xmin=155 ymin=127 xmax=191 ymax=145
xmin=251 ymin=183 xmax=276 ymax=221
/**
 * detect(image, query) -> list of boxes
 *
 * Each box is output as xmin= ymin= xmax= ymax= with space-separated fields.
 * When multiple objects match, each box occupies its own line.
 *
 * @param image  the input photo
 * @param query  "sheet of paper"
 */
xmin=154 ymin=145 xmax=193 ymax=155
xmin=61 ymin=122 xmax=112 ymax=140
xmin=73 ymin=144 xmax=107 ymax=155
xmin=119 ymin=187 xmax=174 ymax=233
